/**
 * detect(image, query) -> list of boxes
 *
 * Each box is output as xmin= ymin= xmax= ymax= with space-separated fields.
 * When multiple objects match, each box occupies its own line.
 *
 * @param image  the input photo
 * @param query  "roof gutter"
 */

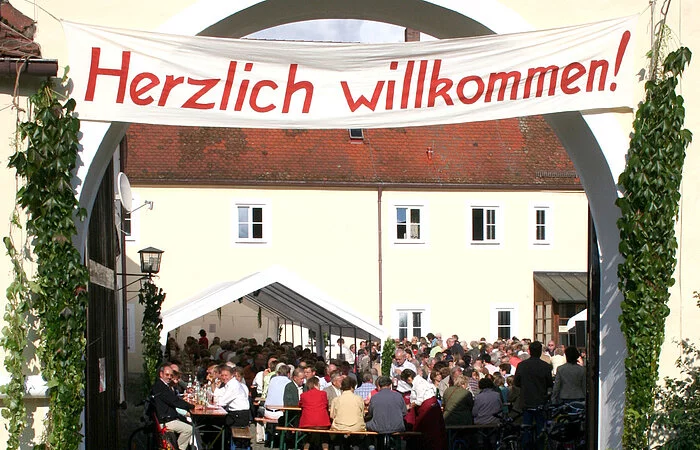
xmin=129 ymin=178 xmax=585 ymax=192
xmin=0 ymin=58 xmax=58 ymax=77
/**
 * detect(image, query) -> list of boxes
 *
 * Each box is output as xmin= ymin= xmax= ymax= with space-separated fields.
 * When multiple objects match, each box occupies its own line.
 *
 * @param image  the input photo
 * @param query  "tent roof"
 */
xmin=533 ymin=271 xmax=587 ymax=303
xmin=566 ymin=309 xmax=588 ymax=330
xmin=161 ymin=265 xmax=386 ymax=343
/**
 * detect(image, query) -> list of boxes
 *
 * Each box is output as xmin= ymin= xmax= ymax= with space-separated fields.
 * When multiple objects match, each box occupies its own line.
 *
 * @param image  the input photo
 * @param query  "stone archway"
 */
xmin=73 ymin=1 xmax=627 ymax=447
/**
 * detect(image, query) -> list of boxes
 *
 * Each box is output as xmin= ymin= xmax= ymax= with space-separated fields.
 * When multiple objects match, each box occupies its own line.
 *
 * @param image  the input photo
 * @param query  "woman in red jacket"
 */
xmin=298 ymin=376 xmax=331 ymax=450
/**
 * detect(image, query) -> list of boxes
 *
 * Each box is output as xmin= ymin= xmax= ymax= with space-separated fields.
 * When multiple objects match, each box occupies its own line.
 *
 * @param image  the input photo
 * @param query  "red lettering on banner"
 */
xmin=182 ymin=78 xmax=220 ymax=109
xmin=386 ymin=61 xmax=399 ymax=110
xmin=234 ymin=63 xmax=254 ymax=111
xmin=561 ymin=62 xmax=586 ymax=94
xmin=341 ymin=81 xmax=385 ymax=112
xmin=80 ymin=29 xmax=632 ymax=117
xmin=609 ymin=31 xmax=631 ymax=92
xmin=457 ymin=76 xmax=485 ymax=104
xmin=523 ymin=66 xmax=559 ymax=98
xmin=130 ymin=72 xmax=159 ymax=106
xmin=250 ymin=80 xmax=278 ymax=112
xmin=282 ymin=64 xmax=313 ymax=113
xmin=158 ymin=75 xmax=185 ymax=106
xmin=401 ymin=60 xmax=414 ymax=109
xmin=428 ymin=60 xmax=454 ymax=107
xmin=220 ymin=61 xmax=237 ymax=110
xmin=586 ymin=60 xmax=609 ymax=92
xmin=85 ymin=48 xmax=130 ymax=103
xmin=486 ymin=71 xmax=521 ymax=102
xmin=414 ymin=60 xmax=428 ymax=108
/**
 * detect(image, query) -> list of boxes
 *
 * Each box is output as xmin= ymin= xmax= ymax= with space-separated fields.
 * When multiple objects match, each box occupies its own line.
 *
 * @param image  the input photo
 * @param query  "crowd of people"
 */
xmin=152 ymin=329 xmax=586 ymax=450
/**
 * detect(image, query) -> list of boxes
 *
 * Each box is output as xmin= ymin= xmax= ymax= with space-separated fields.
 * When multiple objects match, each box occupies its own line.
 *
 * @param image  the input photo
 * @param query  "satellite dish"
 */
xmin=117 ymin=172 xmax=133 ymax=212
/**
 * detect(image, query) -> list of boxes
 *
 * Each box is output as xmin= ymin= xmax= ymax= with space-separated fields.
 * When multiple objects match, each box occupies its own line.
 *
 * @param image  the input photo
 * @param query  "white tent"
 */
xmin=567 ymin=308 xmax=588 ymax=330
xmin=160 ymin=265 xmax=386 ymax=353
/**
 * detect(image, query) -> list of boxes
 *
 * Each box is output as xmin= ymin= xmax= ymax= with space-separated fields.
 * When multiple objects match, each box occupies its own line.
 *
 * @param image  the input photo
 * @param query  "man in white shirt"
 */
xmin=391 ymin=349 xmax=417 ymax=393
xmin=216 ymin=366 xmax=250 ymax=426
xmin=335 ymin=338 xmax=352 ymax=362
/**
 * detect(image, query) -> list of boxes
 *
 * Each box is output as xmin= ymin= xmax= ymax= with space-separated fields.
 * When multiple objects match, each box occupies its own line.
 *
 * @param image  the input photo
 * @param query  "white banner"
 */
xmin=62 ymin=16 xmax=637 ymax=129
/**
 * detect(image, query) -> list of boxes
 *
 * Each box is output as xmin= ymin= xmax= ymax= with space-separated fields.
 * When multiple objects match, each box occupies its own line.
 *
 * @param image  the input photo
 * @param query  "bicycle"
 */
xmin=126 ymin=395 xmax=179 ymax=450
xmin=545 ymin=402 xmax=585 ymax=450
xmin=494 ymin=410 xmax=522 ymax=450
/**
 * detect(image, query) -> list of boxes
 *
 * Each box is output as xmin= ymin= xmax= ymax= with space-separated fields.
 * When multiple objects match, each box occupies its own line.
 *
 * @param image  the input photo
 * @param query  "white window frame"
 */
xmin=392 ymin=203 xmax=428 ymax=245
xmin=124 ymin=193 xmax=140 ymax=244
xmin=392 ymin=305 xmax=431 ymax=342
xmin=469 ymin=203 xmax=502 ymax=245
xmin=232 ymin=200 xmax=271 ymax=245
xmin=490 ymin=303 xmax=519 ymax=342
xmin=530 ymin=203 xmax=553 ymax=246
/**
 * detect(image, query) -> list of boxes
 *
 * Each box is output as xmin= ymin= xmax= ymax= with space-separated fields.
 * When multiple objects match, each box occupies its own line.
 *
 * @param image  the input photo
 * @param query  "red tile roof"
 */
xmin=0 ymin=1 xmax=41 ymax=58
xmin=125 ymin=116 xmax=580 ymax=188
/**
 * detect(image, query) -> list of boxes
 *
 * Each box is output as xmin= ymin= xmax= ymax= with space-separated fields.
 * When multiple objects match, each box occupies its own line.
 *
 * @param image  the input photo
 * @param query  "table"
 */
xmin=191 ymin=405 xmax=228 ymax=450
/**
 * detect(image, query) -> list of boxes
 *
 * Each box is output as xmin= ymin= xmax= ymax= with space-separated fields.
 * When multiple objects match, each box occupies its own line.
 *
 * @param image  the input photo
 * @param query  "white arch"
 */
xmin=73 ymin=2 xmax=627 ymax=447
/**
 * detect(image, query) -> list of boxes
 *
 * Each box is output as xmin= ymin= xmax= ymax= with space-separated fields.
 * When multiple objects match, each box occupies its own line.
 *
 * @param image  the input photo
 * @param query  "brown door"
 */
xmin=85 ymin=162 xmax=121 ymax=449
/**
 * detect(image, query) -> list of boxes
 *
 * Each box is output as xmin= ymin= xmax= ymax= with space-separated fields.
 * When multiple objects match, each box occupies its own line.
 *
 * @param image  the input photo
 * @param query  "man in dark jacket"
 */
xmin=151 ymin=362 xmax=201 ymax=450
xmin=513 ymin=341 xmax=553 ymax=450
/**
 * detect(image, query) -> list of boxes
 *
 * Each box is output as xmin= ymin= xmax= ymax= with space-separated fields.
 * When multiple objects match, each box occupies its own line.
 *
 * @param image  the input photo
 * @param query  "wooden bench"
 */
xmin=254 ymin=417 xmax=279 ymax=424
xmin=229 ymin=426 xmax=253 ymax=450
xmin=276 ymin=426 xmax=421 ymax=450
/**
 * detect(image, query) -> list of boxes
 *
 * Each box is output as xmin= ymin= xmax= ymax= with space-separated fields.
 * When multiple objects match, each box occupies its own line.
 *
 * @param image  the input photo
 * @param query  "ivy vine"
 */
xmin=5 ymin=81 xmax=90 ymax=450
xmin=139 ymin=279 xmax=166 ymax=394
xmin=1 ymin=216 xmax=31 ymax=448
xmin=616 ymin=46 xmax=692 ymax=448
xmin=380 ymin=337 xmax=396 ymax=377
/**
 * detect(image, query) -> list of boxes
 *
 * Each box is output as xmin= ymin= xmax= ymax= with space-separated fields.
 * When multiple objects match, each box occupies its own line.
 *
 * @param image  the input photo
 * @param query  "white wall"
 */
xmin=125 ymin=186 xmax=587 ymax=343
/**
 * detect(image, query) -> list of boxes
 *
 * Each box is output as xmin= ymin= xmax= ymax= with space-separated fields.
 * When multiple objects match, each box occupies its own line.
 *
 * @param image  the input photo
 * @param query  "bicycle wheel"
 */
xmin=498 ymin=436 xmax=521 ymax=450
xmin=126 ymin=425 xmax=153 ymax=450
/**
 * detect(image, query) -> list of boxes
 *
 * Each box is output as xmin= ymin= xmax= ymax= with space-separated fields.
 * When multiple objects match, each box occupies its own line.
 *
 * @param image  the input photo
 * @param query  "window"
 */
xmin=534 ymin=302 xmax=553 ymax=343
xmin=238 ymin=205 xmax=263 ymax=239
xmin=394 ymin=307 xmax=429 ymax=341
xmin=123 ymin=207 xmax=132 ymax=237
xmin=491 ymin=304 xmax=518 ymax=341
xmin=233 ymin=201 xmax=270 ymax=244
xmin=398 ymin=311 xmax=423 ymax=341
xmin=470 ymin=205 xmax=501 ymax=244
xmin=532 ymin=205 xmax=552 ymax=245
xmin=123 ymin=193 xmax=139 ymax=243
xmin=497 ymin=310 xmax=511 ymax=340
xmin=394 ymin=205 xmax=426 ymax=243
xmin=349 ymin=129 xmax=364 ymax=140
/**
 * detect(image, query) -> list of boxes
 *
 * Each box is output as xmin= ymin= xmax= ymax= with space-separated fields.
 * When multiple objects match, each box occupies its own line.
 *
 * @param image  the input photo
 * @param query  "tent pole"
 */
xmin=353 ymin=327 xmax=358 ymax=371
xmin=317 ymin=324 xmax=323 ymax=357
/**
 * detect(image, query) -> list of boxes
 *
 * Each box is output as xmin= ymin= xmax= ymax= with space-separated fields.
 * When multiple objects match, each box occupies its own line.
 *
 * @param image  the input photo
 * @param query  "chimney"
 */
xmin=404 ymin=27 xmax=420 ymax=43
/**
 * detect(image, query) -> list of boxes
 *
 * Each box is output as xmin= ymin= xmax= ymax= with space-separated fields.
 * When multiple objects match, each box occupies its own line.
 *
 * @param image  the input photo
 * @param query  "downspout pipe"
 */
xmin=377 ymin=186 xmax=383 ymax=325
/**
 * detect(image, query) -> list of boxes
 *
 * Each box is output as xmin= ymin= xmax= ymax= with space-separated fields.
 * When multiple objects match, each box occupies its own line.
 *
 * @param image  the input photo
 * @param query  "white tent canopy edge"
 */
xmin=160 ymin=265 xmax=387 ymax=347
